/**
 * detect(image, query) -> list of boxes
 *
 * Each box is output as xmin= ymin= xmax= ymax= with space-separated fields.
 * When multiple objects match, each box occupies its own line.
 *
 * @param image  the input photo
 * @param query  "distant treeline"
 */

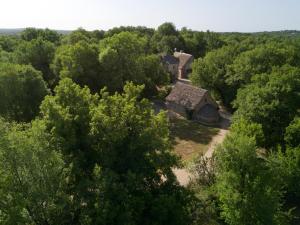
xmin=0 ymin=28 xmax=72 ymax=35
xmin=2 ymin=27 xmax=300 ymax=36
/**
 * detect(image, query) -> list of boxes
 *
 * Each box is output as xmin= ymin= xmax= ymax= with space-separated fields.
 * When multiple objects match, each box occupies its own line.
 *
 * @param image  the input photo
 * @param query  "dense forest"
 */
xmin=0 ymin=23 xmax=299 ymax=225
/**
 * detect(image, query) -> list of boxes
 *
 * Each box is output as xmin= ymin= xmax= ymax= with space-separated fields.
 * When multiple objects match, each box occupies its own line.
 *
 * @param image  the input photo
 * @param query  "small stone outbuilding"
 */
xmin=166 ymin=82 xmax=219 ymax=124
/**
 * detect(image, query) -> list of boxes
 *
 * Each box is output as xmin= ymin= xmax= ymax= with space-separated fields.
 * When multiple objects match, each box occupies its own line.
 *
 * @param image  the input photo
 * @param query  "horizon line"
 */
xmin=1 ymin=26 xmax=300 ymax=34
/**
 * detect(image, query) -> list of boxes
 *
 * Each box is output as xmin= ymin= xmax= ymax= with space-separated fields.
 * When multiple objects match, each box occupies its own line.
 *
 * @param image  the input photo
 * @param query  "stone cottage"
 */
xmin=161 ymin=51 xmax=194 ymax=81
xmin=166 ymin=82 xmax=219 ymax=124
xmin=161 ymin=54 xmax=179 ymax=82
xmin=173 ymin=51 xmax=194 ymax=79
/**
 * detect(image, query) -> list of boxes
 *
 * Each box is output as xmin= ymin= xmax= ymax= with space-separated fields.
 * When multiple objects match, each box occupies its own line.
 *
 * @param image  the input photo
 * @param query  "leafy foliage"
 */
xmin=0 ymin=63 xmax=49 ymax=122
xmin=285 ymin=117 xmax=300 ymax=148
xmin=61 ymin=28 xmax=104 ymax=45
xmin=51 ymin=40 xmax=101 ymax=92
xmin=99 ymin=32 xmax=168 ymax=96
xmin=233 ymin=65 xmax=300 ymax=147
xmin=215 ymin=133 xmax=286 ymax=225
xmin=0 ymin=119 xmax=69 ymax=225
xmin=39 ymin=79 xmax=192 ymax=224
xmin=151 ymin=22 xmax=185 ymax=54
xmin=14 ymin=38 xmax=56 ymax=86
xmin=191 ymin=44 xmax=243 ymax=105
xmin=230 ymin=118 xmax=265 ymax=147
xmin=98 ymin=32 xmax=146 ymax=92
xmin=226 ymin=42 xmax=299 ymax=86
xmin=20 ymin=27 xmax=61 ymax=43
xmin=180 ymin=28 xmax=207 ymax=58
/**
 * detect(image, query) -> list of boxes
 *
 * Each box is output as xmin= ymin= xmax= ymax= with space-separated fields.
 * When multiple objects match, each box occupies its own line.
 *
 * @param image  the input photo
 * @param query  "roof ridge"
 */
xmin=176 ymin=81 xmax=208 ymax=92
xmin=166 ymin=82 xmax=208 ymax=110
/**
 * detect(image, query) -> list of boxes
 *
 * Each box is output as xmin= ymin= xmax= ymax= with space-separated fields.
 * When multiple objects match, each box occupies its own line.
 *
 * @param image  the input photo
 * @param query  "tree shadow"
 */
xmin=169 ymin=117 xmax=219 ymax=146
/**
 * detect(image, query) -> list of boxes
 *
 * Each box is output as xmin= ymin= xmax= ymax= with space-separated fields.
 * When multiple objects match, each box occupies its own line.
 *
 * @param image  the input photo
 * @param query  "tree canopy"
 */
xmin=51 ymin=40 xmax=101 ymax=92
xmin=38 ymin=78 xmax=191 ymax=224
xmin=20 ymin=27 xmax=61 ymax=44
xmin=99 ymin=32 xmax=168 ymax=95
xmin=14 ymin=38 xmax=56 ymax=86
xmin=233 ymin=65 xmax=300 ymax=147
xmin=215 ymin=132 xmax=285 ymax=225
xmin=0 ymin=119 xmax=69 ymax=224
xmin=0 ymin=63 xmax=49 ymax=122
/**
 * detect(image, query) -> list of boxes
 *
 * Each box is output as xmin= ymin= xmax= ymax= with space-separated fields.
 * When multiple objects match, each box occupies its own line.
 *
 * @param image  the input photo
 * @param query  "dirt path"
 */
xmin=204 ymin=129 xmax=229 ymax=158
xmin=174 ymin=116 xmax=230 ymax=186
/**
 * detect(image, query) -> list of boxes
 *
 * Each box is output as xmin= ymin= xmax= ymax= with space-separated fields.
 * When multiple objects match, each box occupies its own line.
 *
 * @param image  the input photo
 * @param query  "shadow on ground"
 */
xmin=169 ymin=117 xmax=219 ymax=146
xmin=169 ymin=116 xmax=220 ymax=161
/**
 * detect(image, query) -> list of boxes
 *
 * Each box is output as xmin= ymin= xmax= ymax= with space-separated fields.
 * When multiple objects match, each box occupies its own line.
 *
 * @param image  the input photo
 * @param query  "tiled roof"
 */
xmin=161 ymin=54 xmax=179 ymax=65
xmin=174 ymin=52 xmax=193 ymax=69
xmin=166 ymin=82 xmax=207 ymax=110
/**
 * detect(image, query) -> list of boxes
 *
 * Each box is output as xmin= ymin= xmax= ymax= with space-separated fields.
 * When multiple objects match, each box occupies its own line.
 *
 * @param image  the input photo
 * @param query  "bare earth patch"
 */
xmin=170 ymin=117 xmax=219 ymax=162
xmin=171 ymin=113 xmax=231 ymax=186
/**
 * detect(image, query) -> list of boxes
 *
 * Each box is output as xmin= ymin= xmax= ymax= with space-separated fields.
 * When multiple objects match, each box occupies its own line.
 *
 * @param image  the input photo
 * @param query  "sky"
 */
xmin=1 ymin=0 xmax=300 ymax=32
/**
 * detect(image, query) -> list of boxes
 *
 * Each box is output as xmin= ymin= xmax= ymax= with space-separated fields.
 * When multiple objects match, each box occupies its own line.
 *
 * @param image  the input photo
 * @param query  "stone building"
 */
xmin=161 ymin=51 xmax=194 ymax=81
xmin=161 ymin=54 xmax=179 ymax=82
xmin=166 ymin=82 xmax=219 ymax=124
xmin=173 ymin=51 xmax=194 ymax=79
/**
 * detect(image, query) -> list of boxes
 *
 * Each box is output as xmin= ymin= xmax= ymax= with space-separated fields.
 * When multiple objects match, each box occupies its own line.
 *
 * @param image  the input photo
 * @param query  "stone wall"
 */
xmin=193 ymin=104 xmax=220 ymax=124
xmin=166 ymin=101 xmax=187 ymax=118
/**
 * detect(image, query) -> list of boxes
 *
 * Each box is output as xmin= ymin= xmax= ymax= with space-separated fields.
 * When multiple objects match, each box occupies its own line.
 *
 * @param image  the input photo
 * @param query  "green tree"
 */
xmin=151 ymin=22 xmax=185 ymax=54
xmin=0 ymin=49 xmax=15 ymax=63
xmin=270 ymin=146 xmax=300 ymax=225
xmin=138 ymin=54 xmax=169 ymax=96
xmin=191 ymin=44 xmax=243 ymax=106
xmin=21 ymin=28 xmax=61 ymax=44
xmin=61 ymin=28 xmax=103 ymax=45
xmin=226 ymin=42 xmax=297 ymax=87
xmin=14 ymin=38 xmax=56 ymax=86
xmin=276 ymin=147 xmax=300 ymax=199
xmin=233 ymin=65 xmax=300 ymax=147
xmin=180 ymin=28 xmax=207 ymax=58
xmin=40 ymin=78 xmax=191 ymax=225
xmin=189 ymin=153 xmax=221 ymax=225
xmin=0 ymin=35 xmax=19 ymax=52
xmin=0 ymin=63 xmax=49 ymax=122
xmin=215 ymin=133 xmax=285 ymax=225
xmin=40 ymin=78 xmax=99 ymax=224
xmin=0 ymin=119 xmax=69 ymax=225
xmin=156 ymin=22 xmax=178 ymax=36
xmin=99 ymin=32 xmax=169 ymax=96
xmin=98 ymin=32 xmax=145 ymax=92
xmin=51 ymin=40 xmax=101 ymax=92
xmin=104 ymin=26 xmax=154 ymax=39
xmin=204 ymin=31 xmax=224 ymax=52
xmin=285 ymin=116 xmax=300 ymax=148
xmin=230 ymin=118 xmax=265 ymax=147
xmin=91 ymin=82 xmax=189 ymax=225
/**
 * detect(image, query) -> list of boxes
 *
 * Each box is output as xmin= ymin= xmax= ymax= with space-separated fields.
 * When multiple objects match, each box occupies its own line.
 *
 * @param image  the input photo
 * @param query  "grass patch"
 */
xmin=170 ymin=117 xmax=219 ymax=162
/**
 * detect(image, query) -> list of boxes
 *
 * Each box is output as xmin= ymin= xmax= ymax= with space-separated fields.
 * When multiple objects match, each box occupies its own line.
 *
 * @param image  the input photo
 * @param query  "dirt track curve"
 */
xmin=174 ymin=115 xmax=230 ymax=186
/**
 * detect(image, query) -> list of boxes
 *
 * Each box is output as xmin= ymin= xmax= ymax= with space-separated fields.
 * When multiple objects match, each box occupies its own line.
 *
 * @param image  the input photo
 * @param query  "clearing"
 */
xmin=170 ymin=117 xmax=219 ymax=162
xmin=171 ymin=111 xmax=231 ymax=186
